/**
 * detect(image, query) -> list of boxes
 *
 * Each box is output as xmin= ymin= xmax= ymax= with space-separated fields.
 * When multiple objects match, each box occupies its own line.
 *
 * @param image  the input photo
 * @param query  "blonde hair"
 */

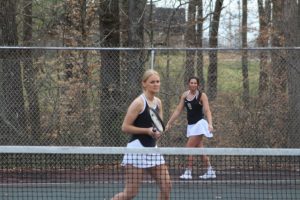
xmin=142 ymin=69 xmax=160 ymax=90
xmin=142 ymin=69 xmax=159 ymax=83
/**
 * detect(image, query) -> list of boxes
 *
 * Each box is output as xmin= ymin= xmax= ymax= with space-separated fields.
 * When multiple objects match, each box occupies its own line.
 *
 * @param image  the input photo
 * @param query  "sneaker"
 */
xmin=199 ymin=169 xmax=216 ymax=179
xmin=180 ymin=169 xmax=192 ymax=179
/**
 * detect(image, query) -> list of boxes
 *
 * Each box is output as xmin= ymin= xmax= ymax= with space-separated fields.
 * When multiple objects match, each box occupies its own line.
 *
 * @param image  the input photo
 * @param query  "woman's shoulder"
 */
xmin=200 ymin=92 xmax=207 ymax=97
xmin=199 ymin=92 xmax=208 ymax=101
xmin=131 ymin=95 xmax=145 ymax=108
xmin=182 ymin=90 xmax=189 ymax=98
xmin=152 ymin=96 xmax=161 ymax=108
xmin=154 ymin=96 xmax=161 ymax=102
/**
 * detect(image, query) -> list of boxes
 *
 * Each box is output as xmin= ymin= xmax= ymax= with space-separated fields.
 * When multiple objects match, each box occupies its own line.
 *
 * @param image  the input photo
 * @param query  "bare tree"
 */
xmin=184 ymin=0 xmax=196 ymax=83
xmin=22 ymin=0 xmax=41 ymax=144
xmin=207 ymin=0 xmax=224 ymax=100
xmin=257 ymin=0 xmax=271 ymax=98
xmin=269 ymin=0 xmax=288 ymax=146
xmin=196 ymin=0 xmax=205 ymax=89
xmin=271 ymin=0 xmax=286 ymax=94
xmin=184 ymin=0 xmax=206 ymax=89
xmin=99 ymin=0 xmax=121 ymax=146
xmin=241 ymin=0 xmax=249 ymax=107
xmin=158 ymin=2 xmax=187 ymax=144
xmin=284 ymin=0 xmax=300 ymax=147
xmin=120 ymin=0 xmax=129 ymax=46
xmin=125 ymin=0 xmax=147 ymax=99
xmin=58 ymin=0 xmax=96 ymax=144
xmin=79 ymin=0 xmax=96 ymax=137
xmin=0 ymin=0 xmax=26 ymax=144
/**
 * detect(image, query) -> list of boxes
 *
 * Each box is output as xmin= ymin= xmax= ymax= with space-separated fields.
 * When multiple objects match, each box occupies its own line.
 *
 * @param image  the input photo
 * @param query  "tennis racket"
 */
xmin=149 ymin=107 xmax=165 ymax=132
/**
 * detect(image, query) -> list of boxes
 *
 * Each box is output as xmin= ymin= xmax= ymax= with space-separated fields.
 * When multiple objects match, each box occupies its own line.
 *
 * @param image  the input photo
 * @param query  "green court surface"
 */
xmin=1 ymin=146 xmax=300 ymax=199
xmin=1 ymin=179 xmax=300 ymax=200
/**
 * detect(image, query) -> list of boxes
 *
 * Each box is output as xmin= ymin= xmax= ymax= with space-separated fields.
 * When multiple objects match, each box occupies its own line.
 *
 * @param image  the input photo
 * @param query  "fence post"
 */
xmin=151 ymin=49 xmax=155 ymax=69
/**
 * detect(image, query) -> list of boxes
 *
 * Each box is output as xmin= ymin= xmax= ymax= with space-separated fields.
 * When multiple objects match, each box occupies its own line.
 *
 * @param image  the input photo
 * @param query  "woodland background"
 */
xmin=0 ymin=0 xmax=299 ymax=148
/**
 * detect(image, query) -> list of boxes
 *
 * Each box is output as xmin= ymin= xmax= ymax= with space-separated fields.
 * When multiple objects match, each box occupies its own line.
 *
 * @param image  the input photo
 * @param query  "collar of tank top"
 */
xmin=186 ymin=90 xmax=198 ymax=101
xmin=143 ymin=93 xmax=157 ymax=108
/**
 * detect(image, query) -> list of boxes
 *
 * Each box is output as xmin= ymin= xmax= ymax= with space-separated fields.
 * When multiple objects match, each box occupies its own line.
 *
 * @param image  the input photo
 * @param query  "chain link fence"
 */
xmin=0 ymin=47 xmax=299 ymax=147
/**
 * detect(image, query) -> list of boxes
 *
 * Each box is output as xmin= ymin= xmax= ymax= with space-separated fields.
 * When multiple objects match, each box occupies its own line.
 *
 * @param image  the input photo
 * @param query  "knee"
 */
xmin=202 ymin=155 xmax=209 ymax=161
xmin=123 ymin=187 xmax=139 ymax=199
xmin=167 ymin=182 xmax=172 ymax=194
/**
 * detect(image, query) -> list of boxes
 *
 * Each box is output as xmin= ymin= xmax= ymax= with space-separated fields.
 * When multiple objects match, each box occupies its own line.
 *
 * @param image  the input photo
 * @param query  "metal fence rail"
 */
xmin=0 ymin=47 xmax=299 ymax=147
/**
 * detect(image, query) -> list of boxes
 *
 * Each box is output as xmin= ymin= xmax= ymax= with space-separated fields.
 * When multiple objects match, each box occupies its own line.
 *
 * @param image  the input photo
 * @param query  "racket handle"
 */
xmin=152 ymin=127 xmax=157 ymax=132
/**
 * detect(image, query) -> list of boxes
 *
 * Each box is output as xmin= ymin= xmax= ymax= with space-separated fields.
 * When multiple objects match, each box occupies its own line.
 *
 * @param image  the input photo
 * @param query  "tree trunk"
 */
xmin=196 ymin=0 xmax=204 ymax=90
xmin=184 ymin=0 xmax=196 ymax=84
xmin=241 ymin=0 xmax=249 ymax=107
xmin=99 ymin=0 xmax=121 ymax=146
xmin=78 ymin=0 xmax=92 ymax=141
xmin=120 ymin=0 xmax=129 ymax=46
xmin=0 ymin=0 xmax=26 ymax=144
xmin=257 ymin=0 xmax=271 ymax=98
xmin=160 ymin=2 xmax=185 ymax=146
xmin=207 ymin=0 xmax=224 ymax=100
xmin=284 ymin=0 xmax=300 ymax=147
xmin=23 ymin=0 xmax=41 ymax=144
xmin=270 ymin=0 xmax=288 ymax=146
xmin=271 ymin=0 xmax=286 ymax=94
xmin=126 ymin=0 xmax=147 ymax=99
xmin=59 ymin=0 xmax=95 ymax=145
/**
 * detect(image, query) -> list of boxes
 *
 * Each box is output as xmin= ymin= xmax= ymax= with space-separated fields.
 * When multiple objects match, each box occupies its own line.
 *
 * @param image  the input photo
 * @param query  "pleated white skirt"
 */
xmin=187 ymin=119 xmax=213 ymax=138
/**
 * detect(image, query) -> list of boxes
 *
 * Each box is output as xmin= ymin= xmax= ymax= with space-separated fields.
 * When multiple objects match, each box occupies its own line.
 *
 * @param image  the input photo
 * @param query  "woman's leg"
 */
xmin=111 ymin=165 xmax=144 ymax=200
xmin=196 ymin=136 xmax=211 ymax=169
xmin=197 ymin=137 xmax=216 ymax=179
xmin=185 ymin=135 xmax=202 ymax=169
xmin=149 ymin=164 xmax=172 ymax=200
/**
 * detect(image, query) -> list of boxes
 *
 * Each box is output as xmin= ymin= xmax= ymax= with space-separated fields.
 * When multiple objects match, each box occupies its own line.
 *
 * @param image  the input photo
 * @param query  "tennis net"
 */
xmin=0 ymin=146 xmax=299 ymax=200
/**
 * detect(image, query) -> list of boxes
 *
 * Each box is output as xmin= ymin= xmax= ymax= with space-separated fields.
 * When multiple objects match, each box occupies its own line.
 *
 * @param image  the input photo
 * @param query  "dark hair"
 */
xmin=188 ymin=76 xmax=202 ymax=101
xmin=188 ymin=76 xmax=200 ymax=85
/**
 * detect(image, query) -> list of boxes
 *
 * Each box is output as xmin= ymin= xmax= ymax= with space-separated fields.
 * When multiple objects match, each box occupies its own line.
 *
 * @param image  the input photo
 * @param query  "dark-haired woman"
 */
xmin=166 ymin=77 xmax=215 ymax=179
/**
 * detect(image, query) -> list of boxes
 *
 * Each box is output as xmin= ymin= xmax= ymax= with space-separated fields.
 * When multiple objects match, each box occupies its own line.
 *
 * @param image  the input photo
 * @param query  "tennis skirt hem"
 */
xmin=121 ymin=139 xmax=165 ymax=168
xmin=187 ymin=119 xmax=213 ymax=138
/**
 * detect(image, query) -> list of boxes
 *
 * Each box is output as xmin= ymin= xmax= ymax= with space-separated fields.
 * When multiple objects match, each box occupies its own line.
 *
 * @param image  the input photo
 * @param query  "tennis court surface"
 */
xmin=1 ymin=146 xmax=299 ymax=199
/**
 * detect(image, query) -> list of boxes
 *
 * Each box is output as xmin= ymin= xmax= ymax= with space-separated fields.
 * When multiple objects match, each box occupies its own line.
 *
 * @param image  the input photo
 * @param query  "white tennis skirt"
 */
xmin=121 ymin=139 xmax=165 ymax=168
xmin=187 ymin=119 xmax=213 ymax=138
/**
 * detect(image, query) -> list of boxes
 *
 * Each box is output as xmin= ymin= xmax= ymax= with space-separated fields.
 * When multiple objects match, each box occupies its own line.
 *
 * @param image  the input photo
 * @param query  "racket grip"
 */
xmin=152 ymin=127 xmax=157 ymax=132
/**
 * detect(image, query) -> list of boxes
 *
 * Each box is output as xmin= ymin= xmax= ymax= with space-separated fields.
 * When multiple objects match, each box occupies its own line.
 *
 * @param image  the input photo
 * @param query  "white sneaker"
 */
xmin=199 ymin=169 xmax=216 ymax=179
xmin=180 ymin=169 xmax=192 ymax=179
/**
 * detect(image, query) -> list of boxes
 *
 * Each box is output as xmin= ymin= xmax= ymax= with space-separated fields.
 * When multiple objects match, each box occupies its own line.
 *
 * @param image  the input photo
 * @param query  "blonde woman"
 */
xmin=112 ymin=69 xmax=171 ymax=200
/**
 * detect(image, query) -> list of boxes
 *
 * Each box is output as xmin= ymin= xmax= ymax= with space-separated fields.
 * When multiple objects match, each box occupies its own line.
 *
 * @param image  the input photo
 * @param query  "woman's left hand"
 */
xmin=208 ymin=124 xmax=214 ymax=132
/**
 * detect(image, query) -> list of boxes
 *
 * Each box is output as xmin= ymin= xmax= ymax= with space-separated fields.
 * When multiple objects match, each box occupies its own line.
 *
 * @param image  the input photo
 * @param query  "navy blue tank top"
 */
xmin=184 ymin=91 xmax=204 ymax=125
xmin=129 ymin=95 xmax=158 ymax=147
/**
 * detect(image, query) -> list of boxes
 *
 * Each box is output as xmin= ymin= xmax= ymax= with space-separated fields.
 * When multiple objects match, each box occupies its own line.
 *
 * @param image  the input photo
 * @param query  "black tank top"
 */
xmin=184 ymin=91 xmax=204 ymax=125
xmin=129 ymin=95 xmax=157 ymax=147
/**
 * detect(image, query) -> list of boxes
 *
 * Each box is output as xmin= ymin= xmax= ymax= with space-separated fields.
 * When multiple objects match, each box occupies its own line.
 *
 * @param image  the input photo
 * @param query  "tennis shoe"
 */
xmin=180 ymin=169 xmax=192 ymax=179
xmin=199 ymin=169 xmax=216 ymax=179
